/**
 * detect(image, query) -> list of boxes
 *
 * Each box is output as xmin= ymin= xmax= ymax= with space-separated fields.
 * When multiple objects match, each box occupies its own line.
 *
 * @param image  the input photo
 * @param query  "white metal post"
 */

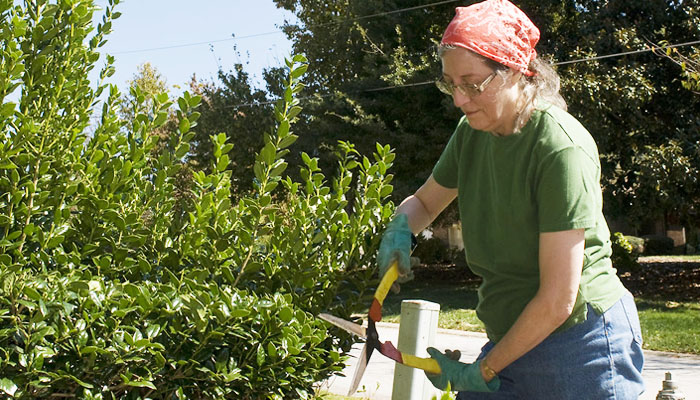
xmin=391 ymin=300 xmax=441 ymax=400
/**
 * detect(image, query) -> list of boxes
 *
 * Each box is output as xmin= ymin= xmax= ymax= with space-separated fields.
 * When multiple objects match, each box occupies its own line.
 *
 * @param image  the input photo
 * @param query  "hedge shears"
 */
xmin=318 ymin=261 xmax=441 ymax=395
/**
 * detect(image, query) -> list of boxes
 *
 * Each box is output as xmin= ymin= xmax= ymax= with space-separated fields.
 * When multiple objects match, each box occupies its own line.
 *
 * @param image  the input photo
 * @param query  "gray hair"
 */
xmin=438 ymin=45 xmax=567 ymax=132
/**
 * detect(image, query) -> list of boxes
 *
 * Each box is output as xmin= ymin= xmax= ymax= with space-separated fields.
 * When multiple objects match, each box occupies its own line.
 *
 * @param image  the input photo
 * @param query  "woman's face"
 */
xmin=441 ymin=48 xmax=522 ymax=135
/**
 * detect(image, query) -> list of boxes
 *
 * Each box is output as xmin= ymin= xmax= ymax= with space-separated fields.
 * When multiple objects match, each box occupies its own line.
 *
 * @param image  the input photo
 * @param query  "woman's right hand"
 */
xmin=377 ymin=214 xmax=414 ymax=286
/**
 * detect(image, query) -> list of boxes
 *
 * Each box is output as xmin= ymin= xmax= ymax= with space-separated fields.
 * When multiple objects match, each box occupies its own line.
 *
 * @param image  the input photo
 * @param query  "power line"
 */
xmin=225 ymin=39 xmax=700 ymax=110
xmin=554 ymin=39 xmax=700 ymax=66
xmin=227 ymin=80 xmax=439 ymax=109
xmin=311 ymin=0 xmax=460 ymax=27
xmin=110 ymin=0 xmax=461 ymax=55
xmin=111 ymin=31 xmax=286 ymax=55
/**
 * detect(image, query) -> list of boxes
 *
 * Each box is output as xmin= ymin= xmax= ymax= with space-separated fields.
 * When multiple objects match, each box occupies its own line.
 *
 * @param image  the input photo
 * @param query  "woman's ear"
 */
xmin=508 ymin=69 xmax=524 ymax=85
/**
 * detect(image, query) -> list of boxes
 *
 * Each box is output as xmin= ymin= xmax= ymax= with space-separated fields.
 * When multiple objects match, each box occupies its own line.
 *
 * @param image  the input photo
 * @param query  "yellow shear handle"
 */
xmin=375 ymin=262 xmax=399 ymax=306
xmin=401 ymin=354 xmax=441 ymax=375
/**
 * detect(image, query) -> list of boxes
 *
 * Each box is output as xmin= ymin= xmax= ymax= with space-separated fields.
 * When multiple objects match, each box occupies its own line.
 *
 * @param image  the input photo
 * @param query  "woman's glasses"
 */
xmin=435 ymin=72 xmax=496 ymax=97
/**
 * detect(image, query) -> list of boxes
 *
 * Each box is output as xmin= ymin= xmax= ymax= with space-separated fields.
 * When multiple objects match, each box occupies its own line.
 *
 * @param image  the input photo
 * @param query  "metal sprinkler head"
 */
xmin=656 ymin=372 xmax=685 ymax=400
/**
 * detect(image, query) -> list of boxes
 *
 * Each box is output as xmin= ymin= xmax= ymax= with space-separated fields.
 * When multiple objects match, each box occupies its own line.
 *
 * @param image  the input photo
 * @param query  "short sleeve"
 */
xmin=432 ymin=123 xmax=465 ymax=189
xmin=537 ymin=146 xmax=600 ymax=232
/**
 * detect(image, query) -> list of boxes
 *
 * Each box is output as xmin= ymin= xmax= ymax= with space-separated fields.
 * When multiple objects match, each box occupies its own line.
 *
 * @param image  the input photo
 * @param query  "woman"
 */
xmin=376 ymin=0 xmax=645 ymax=398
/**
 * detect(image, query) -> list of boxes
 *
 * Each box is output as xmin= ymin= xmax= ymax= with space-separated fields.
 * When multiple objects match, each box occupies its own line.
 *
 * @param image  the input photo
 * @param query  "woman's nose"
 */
xmin=452 ymin=89 xmax=471 ymax=108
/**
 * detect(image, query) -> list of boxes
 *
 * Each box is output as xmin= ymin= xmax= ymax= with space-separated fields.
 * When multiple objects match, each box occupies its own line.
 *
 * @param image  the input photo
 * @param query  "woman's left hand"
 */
xmin=424 ymin=347 xmax=501 ymax=393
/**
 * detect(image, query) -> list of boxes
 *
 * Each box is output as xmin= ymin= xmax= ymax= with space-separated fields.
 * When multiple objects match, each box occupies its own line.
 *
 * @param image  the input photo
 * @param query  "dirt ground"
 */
xmin=620 ymin=257 xmax=700 ymax=302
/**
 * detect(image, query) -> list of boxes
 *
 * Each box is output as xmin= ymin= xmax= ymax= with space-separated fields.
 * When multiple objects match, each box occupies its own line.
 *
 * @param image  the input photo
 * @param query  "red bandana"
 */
xmin=441 ymin=0 xmax=540 ymax=76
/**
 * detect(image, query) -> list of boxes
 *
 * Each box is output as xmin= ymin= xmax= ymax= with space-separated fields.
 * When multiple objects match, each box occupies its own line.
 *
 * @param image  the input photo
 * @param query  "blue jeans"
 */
xmin=457 ymin=292 xmax=645 ymax=400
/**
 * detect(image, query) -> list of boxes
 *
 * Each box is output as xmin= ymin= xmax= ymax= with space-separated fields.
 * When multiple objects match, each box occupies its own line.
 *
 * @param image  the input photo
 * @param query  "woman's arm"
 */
xmin=396 ymin=174 xmax=458 ymax=234
xmin=480 ymin=228 xmax=585 ymax=379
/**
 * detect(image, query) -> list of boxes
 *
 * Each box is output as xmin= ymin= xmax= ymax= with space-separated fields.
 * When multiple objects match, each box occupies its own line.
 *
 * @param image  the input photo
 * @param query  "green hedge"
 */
xmin=611 ymin=232 xmax=641 ymax=273
xmin=641 ymin=234 xmax=675 ymax=255
xmin=0 ymin=1 xmax=395 ymax=398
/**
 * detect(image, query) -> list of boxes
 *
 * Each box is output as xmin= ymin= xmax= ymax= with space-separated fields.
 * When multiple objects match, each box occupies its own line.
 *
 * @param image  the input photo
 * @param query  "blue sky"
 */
xmin=94 ymin=1 xmax=296 ymax=93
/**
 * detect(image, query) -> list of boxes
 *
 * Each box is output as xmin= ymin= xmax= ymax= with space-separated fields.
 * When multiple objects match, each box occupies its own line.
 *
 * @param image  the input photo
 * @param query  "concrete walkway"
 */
xmin=320 ymin=322 xmax=700 ymax=399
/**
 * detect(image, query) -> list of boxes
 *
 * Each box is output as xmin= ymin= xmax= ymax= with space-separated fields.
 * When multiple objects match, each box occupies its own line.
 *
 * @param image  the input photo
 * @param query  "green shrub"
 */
xmin=624 ymin=235 xmax=645 ymax=254
xmin=642 ymin=234 xmax=675 ymax=255
xmin=611 ymin=232 xmax=641 ymax=273
xmin=0 ymin=2 xmax=395 ymax=398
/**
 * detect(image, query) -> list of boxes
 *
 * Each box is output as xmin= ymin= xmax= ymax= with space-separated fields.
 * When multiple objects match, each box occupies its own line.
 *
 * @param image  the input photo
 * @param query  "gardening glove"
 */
xmin=425 ymin=347 xmax=501 ymax=393
xmin=377 ymin=214 xmax=414 ymax=288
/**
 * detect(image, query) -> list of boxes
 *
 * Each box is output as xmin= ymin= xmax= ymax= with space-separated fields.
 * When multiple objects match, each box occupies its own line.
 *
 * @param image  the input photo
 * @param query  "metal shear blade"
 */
xmin=318 ymin=262 xmax=441 ymax=395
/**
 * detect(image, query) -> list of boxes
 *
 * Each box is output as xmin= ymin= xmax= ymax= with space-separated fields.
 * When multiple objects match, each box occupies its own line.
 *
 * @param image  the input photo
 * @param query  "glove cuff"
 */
xmin=388 ymin=213 xmax=411 ymax=231
xmin=389 ymin=214 xmax=418 ymax=250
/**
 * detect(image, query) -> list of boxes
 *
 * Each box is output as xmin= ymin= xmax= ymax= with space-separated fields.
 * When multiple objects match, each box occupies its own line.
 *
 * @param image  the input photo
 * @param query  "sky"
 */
xmin=93 ymin=0 xmax=297 ymax=94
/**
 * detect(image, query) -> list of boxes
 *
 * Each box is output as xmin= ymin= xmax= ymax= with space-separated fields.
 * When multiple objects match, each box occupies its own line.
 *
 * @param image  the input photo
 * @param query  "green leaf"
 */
xmin=216 ymin=154 xmax=230 ymax=172
xmin=261 ymin=142 xmax=276 ymax=165
xmin=80 ymin=346 xmax=99 ymax=355
xmin=124 ymin=284 xmax=140 ymax=298
xmin=23 ymin=286 xmax=41 ymax=302
xmin=177 ymin=97 xmax=188 ymax=112
xmin=92 ymin=149 xmax=105 ymax=163
xmin=68 ymin=375 xmax=94 ymax=389
xmin=153 ymin=112 xmax=167 ymax=127
xmin=0 ymin=160 xmax=17 ymax=169
xmin=0 ymin=102 xmax=16 ymax=117
xmin=256 ymin=344 xmax=265 ymax=366
xmin=287 ymin=106 xmax=302 ymax=120
xmin=23 ymin=223 xmax=35 ymax=236
xmin=277 ymin=120 xmax=290 ymax=138
xmin=270 ymin=162 xmax=288 ymax=178
xmin=279 ymin=306 xmax=294 ymax=323
xmin=0 ymin=378 xmax=17 ymax=396
xmin=380 ymin=185 xmax=393 ymax=197
xmin=267 ymin=342 xmax=278 ymax=359
xmin=188 ymin=94 xmax=202 ymax=108
xmin=145 ymin=324 xmax=161 ymax=338
xmin=291 ymin=64 xmax=308 ymax=80
xmin=253 ymin=162 xmax=264 ymax=182
xmin=0 ymin=255 xmax=11 ymax=266
xmin=278 ymin=135 xmax=297 ymax=149
xmin=175 ymin=143 xmax=190 ymax=158
xmin=179 ymin=117 xmax=190 ymax=133
xmin=126 ymin=380 xmax=156 ymax=390
xmin=155 ymin=352 xmax=166 ymax=368
xmin=230 ymin=309 xmax=250 ymax=318
xmin=69 ymin=281 xmax=90 ymax=292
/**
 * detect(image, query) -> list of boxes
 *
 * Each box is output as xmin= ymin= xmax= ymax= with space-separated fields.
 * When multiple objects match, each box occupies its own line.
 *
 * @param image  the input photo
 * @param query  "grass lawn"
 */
xmin=373 ymin=259 xmax=700 ymax=355
xmin=639 ymin=255 xmax=700 ymax=262
xmin=636 ymin=298 xmax=700 ymax=353
xmin=380 ymin=280 xmax=484 ymax=332
xmin=315 ymin=393 xmax=369 ymax=400
xmin=315 ymin=390 xmax=454 ymax=400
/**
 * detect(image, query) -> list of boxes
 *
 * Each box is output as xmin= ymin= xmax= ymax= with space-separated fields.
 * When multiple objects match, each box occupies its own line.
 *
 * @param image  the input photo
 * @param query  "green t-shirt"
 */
xmin=432 ymin=104 xmax=626 ymax=343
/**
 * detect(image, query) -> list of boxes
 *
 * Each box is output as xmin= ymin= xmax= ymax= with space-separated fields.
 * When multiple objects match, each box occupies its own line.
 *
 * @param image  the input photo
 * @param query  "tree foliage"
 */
xmin=188 ymin=65 xmax=276 ymax=195
xmin=271 ymin=0 xmax=700 ymax=230
xmin=0 ymin=1 xmax=396 ymax=398
xmin=119 ymin=62 xmax=170 ymax=123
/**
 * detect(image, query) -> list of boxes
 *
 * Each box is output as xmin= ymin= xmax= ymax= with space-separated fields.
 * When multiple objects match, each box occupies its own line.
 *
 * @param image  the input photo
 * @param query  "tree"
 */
xmin=272 ymin=0 xmax=700 ymax=230
xmin=118 ymin=62 xmax=181 ymax=160
xmin=119 ymin=62 xmax=170 ymax=123
xmin=189 ymin=65 xmax=275 ymax=195
xmin=270 ymin=0 xmax=462 ymax=220
xmin=653 ymin=43 xmax=700 ymax=93
xmin=550 ymin=0 xmax=700 ymax=229
xmin=630 ymin=141 xmax=699 ymax=231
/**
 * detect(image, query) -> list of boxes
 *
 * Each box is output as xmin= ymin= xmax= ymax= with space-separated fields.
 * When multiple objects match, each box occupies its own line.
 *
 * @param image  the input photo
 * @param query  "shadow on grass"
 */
xmin=634 ymin=298 xmax=700 ymax=312
xmin=380 ymin=280 xmax=479 ymax=316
